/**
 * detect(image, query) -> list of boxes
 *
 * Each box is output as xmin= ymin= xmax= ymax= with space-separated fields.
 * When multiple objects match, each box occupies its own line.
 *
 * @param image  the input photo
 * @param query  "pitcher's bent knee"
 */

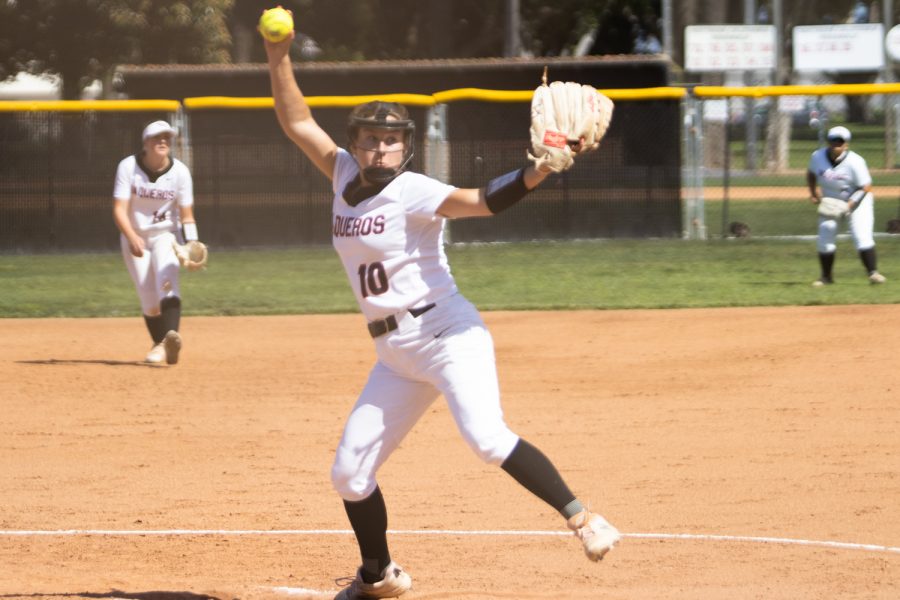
xmin=331 ymin=454 xmax=377 ymax=502
xmin=466 ymin=427 xmax=520 ymax=465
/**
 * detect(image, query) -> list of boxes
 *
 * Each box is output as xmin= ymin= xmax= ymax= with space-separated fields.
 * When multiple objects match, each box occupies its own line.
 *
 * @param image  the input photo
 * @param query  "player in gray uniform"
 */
xmin=113 ymin=121 xmax=200 ymax=364
xmin=264 ymin=26 xmax=619 ymax=600
xmin=806 ymin=125 xmax=886 ymax=286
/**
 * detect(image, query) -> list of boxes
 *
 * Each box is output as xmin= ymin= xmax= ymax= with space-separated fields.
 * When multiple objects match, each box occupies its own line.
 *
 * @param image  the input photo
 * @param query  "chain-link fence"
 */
xmin=5 ymin=84 xmax=900 ymax=253
xmin=1 ymin=90 xmax=682 ymax=251
xmin=0 ymin=101 xmax=178 ymax=252
xmin=686 ymin=84 xmax=900 ymax=240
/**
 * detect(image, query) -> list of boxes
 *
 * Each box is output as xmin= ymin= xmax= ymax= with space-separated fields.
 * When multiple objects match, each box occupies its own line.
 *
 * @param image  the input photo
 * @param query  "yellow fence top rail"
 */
xmin=6 ymin=83 xmax=898 ymax=113
xmin=184 ymin=86 xmax=680 ymax=110
xmin=184 ymin=94 xmax=437 ymax=110
xmin=183 ymin=96 xmax=273 ymax=109
xmin=431 ymin=88 xmax=533 ymax=103
xmin=695 ymin=83 xmax=900 ymax=98
xmin=0 ymin=99 xmax=180 ymax=112
xmin=604 ymin=87 xmax=685 ymax=100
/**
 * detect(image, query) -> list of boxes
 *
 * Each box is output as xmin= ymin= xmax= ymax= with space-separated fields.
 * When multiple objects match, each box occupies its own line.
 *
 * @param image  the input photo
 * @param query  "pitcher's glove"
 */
xmin=817 ymin=196 xmax=850 ymax=219
xmin=528 ymin=79 xmax=614 ymax=173
xmin=173 ymin=240 xmax=208 ymax=271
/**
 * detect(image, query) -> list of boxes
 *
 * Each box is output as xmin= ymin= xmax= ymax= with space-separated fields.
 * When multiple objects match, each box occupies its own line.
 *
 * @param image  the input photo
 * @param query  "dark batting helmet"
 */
xmin=347 ymin=101 xmax=416 ymax=184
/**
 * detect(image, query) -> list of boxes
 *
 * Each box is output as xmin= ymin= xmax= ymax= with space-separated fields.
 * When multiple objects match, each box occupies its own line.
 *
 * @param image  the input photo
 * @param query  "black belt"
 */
xmin=367 ymin=303 xmax=436 ymax=338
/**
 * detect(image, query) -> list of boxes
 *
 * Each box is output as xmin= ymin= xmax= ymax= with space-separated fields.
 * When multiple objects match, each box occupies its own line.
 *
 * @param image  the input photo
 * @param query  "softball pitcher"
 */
xmin=807 ymin=125 xmax=886 ymax=287
xmin=264 ymin=20 xmax=618 ymax=600
xmin=112 ymin=120 xmax=203 ymax=364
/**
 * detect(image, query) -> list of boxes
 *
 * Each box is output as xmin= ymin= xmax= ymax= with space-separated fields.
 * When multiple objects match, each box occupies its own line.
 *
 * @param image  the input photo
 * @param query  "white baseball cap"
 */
xmin=142 ymin=120 xmax=177 ymax=141
xmin=826 ymin=126 xmax=851 ymax=142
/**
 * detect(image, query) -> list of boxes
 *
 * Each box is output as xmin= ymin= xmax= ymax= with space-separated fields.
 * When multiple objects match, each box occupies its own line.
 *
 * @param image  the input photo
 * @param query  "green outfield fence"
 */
xmin=3 ymin=84 xmax=900 ymax=252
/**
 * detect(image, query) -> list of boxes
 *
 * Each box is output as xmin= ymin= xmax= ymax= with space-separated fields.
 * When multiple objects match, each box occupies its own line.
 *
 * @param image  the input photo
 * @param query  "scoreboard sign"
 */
xmin=793 ymin=24 xmax=885 ymax=72
xmin=685 ymin=25 xmax=776 ymax=72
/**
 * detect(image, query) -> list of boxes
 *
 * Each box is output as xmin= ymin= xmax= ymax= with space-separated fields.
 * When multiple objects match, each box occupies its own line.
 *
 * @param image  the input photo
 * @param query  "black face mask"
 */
xmin=343 ymin=174 xmax=389 ymax=207
xmin=362 ymin=166 xmax=399 ymax=184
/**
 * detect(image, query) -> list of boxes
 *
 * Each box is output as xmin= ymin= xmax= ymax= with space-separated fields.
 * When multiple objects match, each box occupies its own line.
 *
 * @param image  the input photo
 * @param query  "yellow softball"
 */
xmin=259 ymin=6 xmax=294 ymax=43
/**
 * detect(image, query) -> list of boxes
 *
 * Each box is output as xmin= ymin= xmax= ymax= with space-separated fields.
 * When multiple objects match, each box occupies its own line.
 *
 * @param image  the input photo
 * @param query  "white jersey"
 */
xmin=331 ymin=148 xmax=457 ymax=320
xmin=113 ymin=154 xmax=194 ymax=234
xmin=808 ymin=148 xmax=872 ymax=200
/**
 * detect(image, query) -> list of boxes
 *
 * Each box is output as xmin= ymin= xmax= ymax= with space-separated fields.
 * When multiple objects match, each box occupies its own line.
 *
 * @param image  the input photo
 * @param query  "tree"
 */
xmin=278 ymin=0 xmax=503 ymax=61
xmin=0 ymin=0 xmax=233 ymax=99
xmin=0 ymin=0 xmax=677 ymax=99
xmin=229 ymin=0 xmax=662 ymax=63
xmin=590 ymin=0 xmax=662 ymax=55
xmin=521 ymin=0 xmax=609 ymax=56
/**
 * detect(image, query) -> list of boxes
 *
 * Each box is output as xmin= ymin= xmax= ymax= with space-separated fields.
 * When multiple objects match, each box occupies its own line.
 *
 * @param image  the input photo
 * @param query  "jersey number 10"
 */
xmin=358 ymin=262 xmax=388 ymax=298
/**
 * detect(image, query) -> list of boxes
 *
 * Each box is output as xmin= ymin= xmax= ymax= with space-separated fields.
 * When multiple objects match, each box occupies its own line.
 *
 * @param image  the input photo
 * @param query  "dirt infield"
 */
xmin=2 ymin=307 xmax=898 ymax=600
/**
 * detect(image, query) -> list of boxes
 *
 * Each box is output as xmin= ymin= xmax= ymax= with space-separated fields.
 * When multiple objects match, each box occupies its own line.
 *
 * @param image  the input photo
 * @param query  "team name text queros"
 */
xmin=133 ymin=185 xmax=178 ymax=201
xmin=333 ymin=214 xmax=386 ymax=238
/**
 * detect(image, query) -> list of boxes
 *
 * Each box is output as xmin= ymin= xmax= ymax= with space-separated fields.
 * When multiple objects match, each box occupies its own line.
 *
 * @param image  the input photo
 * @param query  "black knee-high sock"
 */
xmin=501 ymin=438 xmax=577 ymax=516
xmin=343 ymin=486 xmax=391 ymax=583
xmin=819 ymin=252 xmax=835 ymax=280
xmin=859 ymin=247 xmax=878 ymax=274
xmin=160 ymin=296 xmax=181 ymax=333
xmin=143 ymin=314 xmax=167 ymax=344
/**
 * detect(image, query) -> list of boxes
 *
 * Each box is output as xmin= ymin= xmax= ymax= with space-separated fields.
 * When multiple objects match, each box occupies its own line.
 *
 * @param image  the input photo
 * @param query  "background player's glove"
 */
xmin=528 ymin=80 xmax=614 ymax=173
xmin=173 ymin=240 xmax=208 ymax=271
xmin=817 ymin=196 xmax=850 ymax=219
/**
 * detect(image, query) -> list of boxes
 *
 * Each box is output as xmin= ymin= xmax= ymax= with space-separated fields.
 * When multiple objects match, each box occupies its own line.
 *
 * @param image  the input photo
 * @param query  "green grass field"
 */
xmin=720 ymin=121 xmax=896 ymax=173
xmin=3 ymin=238 xmax=899 ymax=318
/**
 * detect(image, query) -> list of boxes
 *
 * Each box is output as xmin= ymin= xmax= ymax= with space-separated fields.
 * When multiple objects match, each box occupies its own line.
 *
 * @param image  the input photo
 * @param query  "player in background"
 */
xmin=113 ymin=120 xmax=199 ymax=364
xmin=263 ymin=24 xmax=619 ymax=600
xmin=807 ymin=125 xmax=886 ymax=286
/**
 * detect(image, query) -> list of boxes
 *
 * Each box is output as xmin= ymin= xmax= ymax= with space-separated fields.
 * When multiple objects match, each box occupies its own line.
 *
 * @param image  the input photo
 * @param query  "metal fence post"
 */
xmin=722 ymin=98 xmax=731 ymax=239
xmin=682 ymin=89 xmax=707 ymax=240
xmin=885 ymin=0 xmax=895 ymax=168
xmin=174 ymin=106 xmax=191 ymax=172
xmin=47 ymin=116 xmax=56 ymax=250
xmin=424 ymin=103 xmax=451 ymax=242
xmin=886 ymin=96 xmax=896 ymax=168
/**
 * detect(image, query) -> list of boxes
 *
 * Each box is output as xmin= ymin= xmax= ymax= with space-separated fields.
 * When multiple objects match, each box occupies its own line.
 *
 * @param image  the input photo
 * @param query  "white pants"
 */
xmin=331 ymin=293 xmax=520 ymax=501
xmin=120 ymin=230 xmax=181 ymax=314
xmin=817 ymin=192 xmax=876 ymax=253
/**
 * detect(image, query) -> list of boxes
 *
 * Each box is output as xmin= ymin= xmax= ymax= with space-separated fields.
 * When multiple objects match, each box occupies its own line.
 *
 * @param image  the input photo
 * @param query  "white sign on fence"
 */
xmin=793 ymin=24 xmax=885 ymax=72
xmin=778 ymin=95 xmax=805 ymax=113
xmin=685 ymin=25 xmax=776 ymax=72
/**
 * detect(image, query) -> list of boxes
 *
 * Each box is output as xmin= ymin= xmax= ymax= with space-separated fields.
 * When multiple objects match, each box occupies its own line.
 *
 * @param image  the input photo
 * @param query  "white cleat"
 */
xmin=145 ymin=342 xmax=166 ymax=364
xmin=163 ymin=330 xmax=182 ymax=365
xmin=567 ymin=509 xmax=621 ymax=562
xmin=869 ymin=272 xmax=887 ymax=284
xmin=334 ymin=562 xmax=411 ymax=599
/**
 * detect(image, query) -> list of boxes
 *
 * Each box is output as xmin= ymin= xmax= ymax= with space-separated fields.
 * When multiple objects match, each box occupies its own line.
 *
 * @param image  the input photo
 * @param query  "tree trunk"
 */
xmin=60 ymin=73 xmax=81 ymax=100
xmin=232 ymin=22 xmax=254 ymax=63
xmin=420 ymin=1 xmax=453 ymax=58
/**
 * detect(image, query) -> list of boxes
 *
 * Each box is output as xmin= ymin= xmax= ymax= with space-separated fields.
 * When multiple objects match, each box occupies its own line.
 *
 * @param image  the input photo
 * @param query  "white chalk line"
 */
xmin=2 ymin=529 xmax=895 ymax=598
xmin=1 ymin=528 xmax=898 ymax=555
xmin=268 ymin=587 xmax=334 ymax=596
